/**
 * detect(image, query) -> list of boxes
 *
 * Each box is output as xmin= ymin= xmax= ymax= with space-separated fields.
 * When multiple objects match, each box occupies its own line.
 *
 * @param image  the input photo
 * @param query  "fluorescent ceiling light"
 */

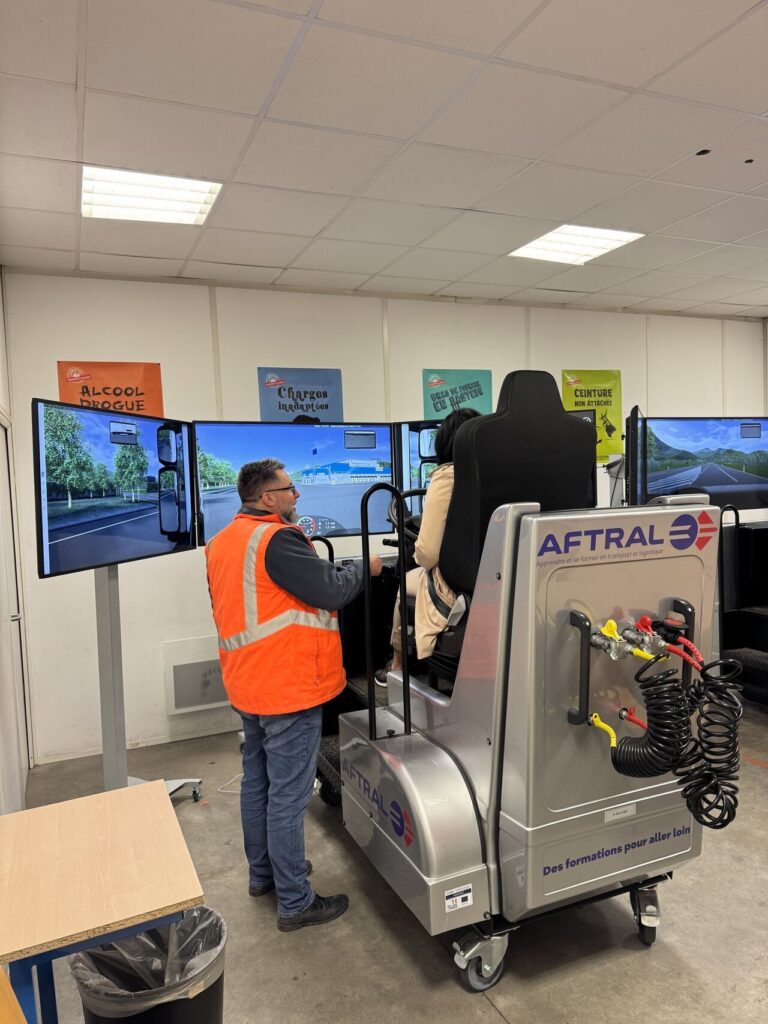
xmin=82 ymin=167 xmax=222 ymax=225
xmin=508 ymin=225 xmax=644 ymax=265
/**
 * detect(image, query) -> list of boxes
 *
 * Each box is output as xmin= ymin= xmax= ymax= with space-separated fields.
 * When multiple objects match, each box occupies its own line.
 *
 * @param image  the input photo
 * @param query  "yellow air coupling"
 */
xmin=588 ymin=713 xmax=617 ymax=748
xmin=601 ymin=619 xmax=655 ymax=661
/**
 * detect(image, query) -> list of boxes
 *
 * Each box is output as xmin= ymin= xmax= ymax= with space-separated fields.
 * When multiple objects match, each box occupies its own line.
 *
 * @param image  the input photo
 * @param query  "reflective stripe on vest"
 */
xmin=216 ymin=523 xmax=339 ymax=652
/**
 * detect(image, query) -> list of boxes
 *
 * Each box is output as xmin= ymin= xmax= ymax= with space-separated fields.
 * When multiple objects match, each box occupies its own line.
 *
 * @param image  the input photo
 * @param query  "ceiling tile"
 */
xmin=508 ymin=287 xmax=588 ymax=305
xmin=364 ymin=144 xmax=529 ymax=208
xmin=721 ymin=284 xmax=768 ymax=305
xmin=319 ymin=0 xmax=544 ymax=55
xmin=625 ymin=298 xmax=702 ymax=312
xmin=0 ymin=78 xmax=77 ymax=160
xmin=650 ymin=6 xmax=768 ymax=114
xmin=322 ymin=198 xmax=458 ymax=245
xmin=80 ymin=219 xmax=200 ymax=258
xmin=0 ymin=209 xmax=76 ymax=249
xmin=292 ymin=238 xmax=408 ymax=273
xmin=270 ymin=24 xmax=479 ymax=137
xmin=423 ymin=65 xmax=625 ymax=158
xmin=0 ymin=0 xmax=78 ymax=82
xmin=194 ymin=228 xmax=312 ymax=265
xmin=83 ymin=93 xmax=254 ymax=181
xmin=666 ymin=277 xmax=766 ymax=302
xmin=740 ymin=305 xmax=768 ymax=317
xmin=236 ymin=122 xmax=400 ymax=194
xmin=573 ymin=180 xmax=732 ymax=233
xmin=358 ymin=276 xmax=451 ymax=295
xmin=725 ymin=258 xmax=768 ymax=282
xmin=0 ymin=156 xmax=78 ymax=213
xmin=659 ymin=196 xmax=768 ymax=243
xmin=672 ymin=245 xmax=768 ymax=277
xmin=656 ymin=120 xmax=768 ymax=193
xmin=262 ymin=1 xmax=314 ymax=12
xmin=682 ymin=302 xmax=755 ymax=317
xmin=500 ymin=0 xmax=756 ymax=88
xmin=462 ymin=255 xmax=568 ymax=286
xmin=79 ymin=253 xmax=184 ymax=276
xmin=275 ymin=268 xmax=370 ymax=289
xmin=382 ymin=248 xmax=493 ymax=279
xmin=569 ymin=293 xmax=642 ymax=310
xmin=603 ymin=270 xmax=708 ymax=296
xmin=550 ymin=95 xmax=745 ymax=176
xmin=0 ymin=245 xmax=76 ymax=270
xmin=423 ymin=211 xmax=556 ymax=254
xmin=539 ymin=264 xmax=643 ymax=291
xmin=182 ymin=262 xmax=283 ymax=284
xmin=590 ymin=235 xmax=716 ymax=269
xmin=210 ymin=184 xmax=347 ymax=234
xmin=87 ymin=0 xmax=302 ymax=114
xmin=436 ymin=282 xmax=516 ymax=299
xmin=475 ymin=163 xmax=635 ymax=220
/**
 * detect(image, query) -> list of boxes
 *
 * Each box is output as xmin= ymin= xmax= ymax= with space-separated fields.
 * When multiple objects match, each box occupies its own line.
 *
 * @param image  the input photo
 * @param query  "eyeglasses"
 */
xmin=263 ymin=484 xmax=298 ymax=495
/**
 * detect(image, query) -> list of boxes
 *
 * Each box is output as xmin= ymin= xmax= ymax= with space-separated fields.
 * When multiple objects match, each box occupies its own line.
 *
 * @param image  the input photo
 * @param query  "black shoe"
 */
xmin=249 ymin=860 xmax=313 ymax=897
xmin=277 ymin=893 xmax=349 ymax=932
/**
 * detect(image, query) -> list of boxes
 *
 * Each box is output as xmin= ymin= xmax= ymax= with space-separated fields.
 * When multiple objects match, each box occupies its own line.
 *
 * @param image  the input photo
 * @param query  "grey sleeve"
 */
xmin=264 ymin=529 xmax=365 ymax=611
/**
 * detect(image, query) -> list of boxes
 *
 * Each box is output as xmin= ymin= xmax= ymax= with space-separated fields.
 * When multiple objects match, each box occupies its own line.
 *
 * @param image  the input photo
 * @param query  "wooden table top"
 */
xmin=0 ymin=781 xmax=204 ymax=962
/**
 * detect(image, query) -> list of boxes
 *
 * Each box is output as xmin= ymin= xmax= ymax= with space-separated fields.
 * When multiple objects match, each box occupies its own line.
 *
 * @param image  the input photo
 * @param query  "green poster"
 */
xmin=422 ymin=369 xmax=493 ymax=419
xmin=562 ymin=369 xmax=623 ymax=463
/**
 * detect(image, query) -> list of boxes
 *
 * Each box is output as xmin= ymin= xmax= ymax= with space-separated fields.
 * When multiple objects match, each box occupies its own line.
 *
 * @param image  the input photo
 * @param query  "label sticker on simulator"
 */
xmin=445 ymin=884 xmax=473 ymax=913
xmin=605 ymin=803 xmax=636 ymax=823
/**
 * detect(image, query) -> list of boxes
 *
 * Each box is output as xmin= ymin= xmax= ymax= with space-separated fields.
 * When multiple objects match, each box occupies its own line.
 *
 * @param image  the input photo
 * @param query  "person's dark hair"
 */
xmin=434 ymin=407 xmax=481 ymax=465
xmin=237 ymin=458 xmax=285 ymax=504
xmin=292 ymin=414 xmax=321 ymax=424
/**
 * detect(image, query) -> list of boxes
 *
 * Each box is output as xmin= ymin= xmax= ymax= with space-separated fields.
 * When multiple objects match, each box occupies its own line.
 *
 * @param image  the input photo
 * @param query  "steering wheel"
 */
xmin=387 ymin=488 xmax=427 ymax=543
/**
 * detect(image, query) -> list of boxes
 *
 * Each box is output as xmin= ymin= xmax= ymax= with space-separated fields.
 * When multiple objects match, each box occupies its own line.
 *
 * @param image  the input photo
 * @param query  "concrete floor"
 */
xmin=24 ymin=702 xmax=768 ymax=1024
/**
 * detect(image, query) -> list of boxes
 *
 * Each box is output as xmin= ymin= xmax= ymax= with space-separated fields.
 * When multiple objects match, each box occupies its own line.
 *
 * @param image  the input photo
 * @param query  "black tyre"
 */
xmin=458 ymin=955 xmax=506 ymax=992
xmin=192 ymin=787 xmax=202 ymax=802
xmin=319 ymin=779 xmax=342 ymax=807
xmin=638 ymin=923 xmax=656 ymax=946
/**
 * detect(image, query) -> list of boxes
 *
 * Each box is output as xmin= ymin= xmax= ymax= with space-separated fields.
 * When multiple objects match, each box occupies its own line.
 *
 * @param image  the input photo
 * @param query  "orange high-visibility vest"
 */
xmin=205 ymin=512 xmax=345 ymax=715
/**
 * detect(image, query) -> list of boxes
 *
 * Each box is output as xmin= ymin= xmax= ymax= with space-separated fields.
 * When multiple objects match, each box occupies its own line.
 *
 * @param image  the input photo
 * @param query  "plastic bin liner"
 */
xmin=70 ymin=907 xmax=226 ymax=1019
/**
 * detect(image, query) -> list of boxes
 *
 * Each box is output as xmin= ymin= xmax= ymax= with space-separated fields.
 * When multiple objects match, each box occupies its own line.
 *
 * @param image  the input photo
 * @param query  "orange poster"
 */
xmin=57 ymin=361 xmax=164 ymax=416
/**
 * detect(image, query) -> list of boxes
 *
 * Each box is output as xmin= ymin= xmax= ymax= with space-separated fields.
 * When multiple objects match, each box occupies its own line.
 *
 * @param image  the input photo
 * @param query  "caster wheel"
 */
xmin=192 ymin=787 xmax=202 ymax=802
xmin=638 ymin=923 xmax=656 ymax=946
xmin=318 ymin=779 xmax=342 ymax=807
xmin=458 ymin=955 xmax=506 ymax=993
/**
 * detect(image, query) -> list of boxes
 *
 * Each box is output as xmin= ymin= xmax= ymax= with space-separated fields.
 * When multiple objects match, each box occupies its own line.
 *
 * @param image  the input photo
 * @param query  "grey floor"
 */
xmin=25 ymin=703 xmax=768 ymax=1024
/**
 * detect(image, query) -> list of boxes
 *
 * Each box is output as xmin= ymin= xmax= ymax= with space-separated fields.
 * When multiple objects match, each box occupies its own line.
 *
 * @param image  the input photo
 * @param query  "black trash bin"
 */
xmin=70 ymin=907 xmax=226 ymax=1023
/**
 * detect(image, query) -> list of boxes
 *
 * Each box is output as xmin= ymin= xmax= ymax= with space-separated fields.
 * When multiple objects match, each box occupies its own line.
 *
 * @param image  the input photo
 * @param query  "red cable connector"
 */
xmin=619 ymin=706 xmax=648 ymax=730
xmin=635 ymin=615 xmax=655 ymax=635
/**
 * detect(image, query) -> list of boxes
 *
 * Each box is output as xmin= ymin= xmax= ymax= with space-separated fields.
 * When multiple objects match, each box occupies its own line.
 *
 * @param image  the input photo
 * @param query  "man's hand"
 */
xmin=369 ymin=554 xmax=383 ymax=577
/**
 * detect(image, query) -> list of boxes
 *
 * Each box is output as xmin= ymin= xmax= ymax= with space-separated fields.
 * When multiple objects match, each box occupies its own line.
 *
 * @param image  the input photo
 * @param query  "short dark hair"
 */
xmin=237 ymin=458 xmax=284 ymax=503
xmin=434 ymin=407 xmax=481 ymax=465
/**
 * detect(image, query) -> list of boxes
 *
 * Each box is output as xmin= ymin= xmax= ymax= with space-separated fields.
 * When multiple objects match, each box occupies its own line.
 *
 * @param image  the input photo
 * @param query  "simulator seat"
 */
xmin=404 ymin=370 xmax=596 ymax=686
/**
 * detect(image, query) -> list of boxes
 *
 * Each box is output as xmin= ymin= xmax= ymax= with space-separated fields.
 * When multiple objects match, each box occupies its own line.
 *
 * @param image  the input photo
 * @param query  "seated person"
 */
xmin=379 ymin=407 xmax=480 ymax=680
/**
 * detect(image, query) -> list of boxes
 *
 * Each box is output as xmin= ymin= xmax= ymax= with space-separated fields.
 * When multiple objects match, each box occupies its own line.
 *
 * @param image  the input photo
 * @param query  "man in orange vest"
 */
xmin=206 ymin=458 xmax=382 ymax=931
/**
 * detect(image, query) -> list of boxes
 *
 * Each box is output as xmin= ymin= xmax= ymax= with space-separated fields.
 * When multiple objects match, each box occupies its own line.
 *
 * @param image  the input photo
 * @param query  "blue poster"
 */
xmin=258 ymin=367 xmax=343 ymax=422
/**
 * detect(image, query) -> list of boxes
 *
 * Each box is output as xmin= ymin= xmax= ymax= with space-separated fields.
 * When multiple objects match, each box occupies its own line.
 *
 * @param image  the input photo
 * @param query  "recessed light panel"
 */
xmin=509 ymin=225 xmax=644 ymax=265
xmin=82 ymin=167 xmax=222 ymax=225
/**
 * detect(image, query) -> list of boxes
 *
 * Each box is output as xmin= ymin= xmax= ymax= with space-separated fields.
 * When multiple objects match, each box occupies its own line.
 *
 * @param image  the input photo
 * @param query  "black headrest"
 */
xmin=438 ymin=371 xmax=596 ymax=595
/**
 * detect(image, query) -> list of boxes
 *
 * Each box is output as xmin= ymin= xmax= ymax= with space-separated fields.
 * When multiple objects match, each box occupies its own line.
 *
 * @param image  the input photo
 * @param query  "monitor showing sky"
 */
xmin=34 ymin=400 xmax=194 ymax=577
xmin=645 ymin=418 xmax=768 ymax=509
xmin=195 ymin=421 xmax=393 ymax=541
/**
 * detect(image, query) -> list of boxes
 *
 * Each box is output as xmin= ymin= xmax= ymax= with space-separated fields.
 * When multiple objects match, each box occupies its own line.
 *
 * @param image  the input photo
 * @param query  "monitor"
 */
xmin=643 ymin=417 xmax=768 ymax=510
xmin=33 ymin=399 xmax=194 ymax=578
xmin=195 ymin=421 xmax=394 ymax=542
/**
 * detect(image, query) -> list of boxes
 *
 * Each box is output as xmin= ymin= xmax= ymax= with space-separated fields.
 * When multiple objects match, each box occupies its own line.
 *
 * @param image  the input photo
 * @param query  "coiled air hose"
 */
xmin=674 ymin=659 xmax=743 ymax=830
xmin=609 ymin=657 xmax=691 ymax=778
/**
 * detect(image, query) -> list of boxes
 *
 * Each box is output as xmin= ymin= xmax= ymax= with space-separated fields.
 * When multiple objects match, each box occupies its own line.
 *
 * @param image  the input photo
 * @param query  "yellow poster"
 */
xmin=562 ymin=369 xmax=622 ymax=463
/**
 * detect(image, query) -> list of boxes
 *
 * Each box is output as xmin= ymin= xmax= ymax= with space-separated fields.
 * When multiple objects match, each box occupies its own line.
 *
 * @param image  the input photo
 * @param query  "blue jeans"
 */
xmin=237 ymin=704 xmax=322 ymax=917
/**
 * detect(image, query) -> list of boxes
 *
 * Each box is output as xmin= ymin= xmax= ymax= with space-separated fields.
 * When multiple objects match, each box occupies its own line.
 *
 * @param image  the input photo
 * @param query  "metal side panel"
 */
xmin=339 ymin=708 xmax=490 ymax=936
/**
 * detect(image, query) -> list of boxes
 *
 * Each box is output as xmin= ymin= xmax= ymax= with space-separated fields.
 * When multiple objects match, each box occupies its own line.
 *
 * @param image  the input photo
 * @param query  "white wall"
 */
xmin=4 ymin=272 xmax=765 ymax=761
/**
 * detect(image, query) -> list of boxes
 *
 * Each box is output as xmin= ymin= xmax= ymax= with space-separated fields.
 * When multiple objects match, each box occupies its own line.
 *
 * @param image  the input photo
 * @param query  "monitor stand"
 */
xmin=95 ymin=565 xmax=201 ymax=801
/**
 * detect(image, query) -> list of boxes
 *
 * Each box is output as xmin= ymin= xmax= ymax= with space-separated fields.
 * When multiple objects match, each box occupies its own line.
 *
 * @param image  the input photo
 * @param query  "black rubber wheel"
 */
xmin=192 ymin=787 xmax=202 ymax=802
xmin=457 ymin=955 xmax=506 ymax=992
xmin=319 ymin=779 xmax=342 ymax=807
xmin=638 ymin=923 xmax=656 ymax=946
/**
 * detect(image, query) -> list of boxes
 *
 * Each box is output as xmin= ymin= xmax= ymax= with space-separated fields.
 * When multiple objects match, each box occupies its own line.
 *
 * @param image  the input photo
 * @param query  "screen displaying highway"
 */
xmin=196 ymin=421 xmax=394 ymax=541
xmin=34 ymin=401 xmax=194 ymax=578
xmin=646 ymin=418 xmax=768 ymax=509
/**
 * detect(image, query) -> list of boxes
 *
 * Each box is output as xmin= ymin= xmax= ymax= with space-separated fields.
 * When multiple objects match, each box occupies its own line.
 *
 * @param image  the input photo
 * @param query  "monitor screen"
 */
xmin=644 ymin=417 xmax=768 ymax=509
xmin=195 ymin=421 xmax=394 ymax=541
xmin=33 ymin=400 xmax=194 ymax=578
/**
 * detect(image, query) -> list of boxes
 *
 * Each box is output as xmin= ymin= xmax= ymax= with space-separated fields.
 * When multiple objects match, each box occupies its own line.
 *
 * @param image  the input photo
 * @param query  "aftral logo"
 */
xmin=669 ymin=510 xmax=717 ymax=551
xmin=389 ymin=799 xmax=414 ymax=847
xmin=537 ymin=511 xmax=718 ymax=557
xmin=427 ymin=374 xmax=446 ymax=388
xmin=341 ymin=760 xmax=415 ymax=847
xmin=264 ymin=373 xmax=286 ymax=388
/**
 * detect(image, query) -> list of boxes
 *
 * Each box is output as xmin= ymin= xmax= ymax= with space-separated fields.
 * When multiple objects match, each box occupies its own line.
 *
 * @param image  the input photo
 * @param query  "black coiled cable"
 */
xmin=675 ymin=659 xmax=743 ymax=830
xmin=611 ymin=657 xmax=691 ymax=777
